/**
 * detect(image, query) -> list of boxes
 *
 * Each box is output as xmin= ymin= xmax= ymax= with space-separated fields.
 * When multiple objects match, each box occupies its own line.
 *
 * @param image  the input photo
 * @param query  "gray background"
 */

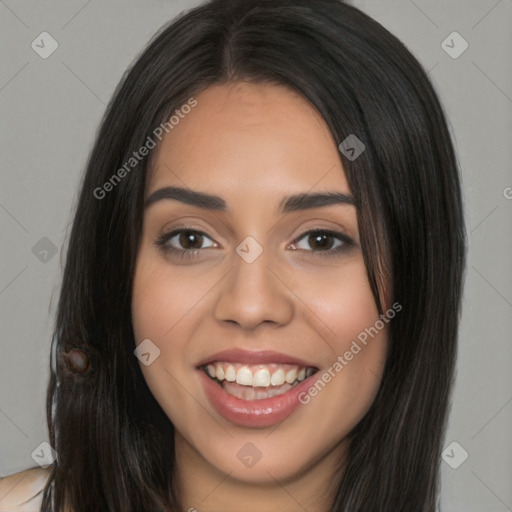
xmin=1 ymin=1 xmax=511 ymax=511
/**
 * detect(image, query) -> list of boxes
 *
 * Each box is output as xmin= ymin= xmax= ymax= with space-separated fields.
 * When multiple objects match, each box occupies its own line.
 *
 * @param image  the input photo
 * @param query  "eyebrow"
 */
xmin=144 ymin=186 xmax=355 ymax=213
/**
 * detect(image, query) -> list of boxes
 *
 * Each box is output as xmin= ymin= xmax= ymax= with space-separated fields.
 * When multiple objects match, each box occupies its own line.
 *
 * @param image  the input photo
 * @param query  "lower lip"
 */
xmin=198 ymin=370 xmax=315 ymax=428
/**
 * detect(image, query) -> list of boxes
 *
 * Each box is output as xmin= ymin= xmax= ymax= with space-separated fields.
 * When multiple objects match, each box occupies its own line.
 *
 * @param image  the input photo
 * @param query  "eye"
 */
xmin=156 ymin=229 xmax=217 ymax=257
xmin=289 ymin=229 xmax=352 ymax=256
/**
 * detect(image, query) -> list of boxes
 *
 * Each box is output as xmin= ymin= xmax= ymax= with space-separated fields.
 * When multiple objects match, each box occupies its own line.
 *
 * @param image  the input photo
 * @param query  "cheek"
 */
xmin=131 ymin=255 xmax=200 ymax=426
xmin=131 ymin=255 xmax=190 ymax=394
xmin=288 ymin=258 xmax=381 ymax=345
xmin=289 ymin=259 xmax=387 ymax=419
xmin=131 ymin=252 xmax=211 ymax=345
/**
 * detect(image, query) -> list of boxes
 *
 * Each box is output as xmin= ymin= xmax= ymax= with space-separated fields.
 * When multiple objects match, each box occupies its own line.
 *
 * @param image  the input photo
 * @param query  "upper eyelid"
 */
xmin=291 ymin=229 xmax=354 ymax=249
xmin=156 ymin=228 xmax=216 ymax=245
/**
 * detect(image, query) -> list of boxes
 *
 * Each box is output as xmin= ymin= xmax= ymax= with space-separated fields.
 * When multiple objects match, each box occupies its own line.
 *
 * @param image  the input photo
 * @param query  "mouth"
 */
xmin=200 ymin=362 xmax=318 ymax=401
xmin=196 ymin=349 xmax=320 ymax=428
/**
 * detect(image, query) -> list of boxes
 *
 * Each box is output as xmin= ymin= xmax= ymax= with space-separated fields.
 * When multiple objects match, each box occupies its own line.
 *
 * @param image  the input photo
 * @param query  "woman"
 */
xmin=0 ymin=0 xmax=466 ymax=510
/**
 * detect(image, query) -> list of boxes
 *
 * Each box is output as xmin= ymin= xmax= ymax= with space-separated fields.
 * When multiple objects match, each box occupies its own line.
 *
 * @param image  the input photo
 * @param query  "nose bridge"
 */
xmin=213 ymin=239 xmax=294 ymax=329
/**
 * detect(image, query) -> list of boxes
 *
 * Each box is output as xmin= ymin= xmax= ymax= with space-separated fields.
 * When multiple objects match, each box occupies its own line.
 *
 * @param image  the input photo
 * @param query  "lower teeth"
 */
xmin=222 ymin=380 xmax=296 ymax=400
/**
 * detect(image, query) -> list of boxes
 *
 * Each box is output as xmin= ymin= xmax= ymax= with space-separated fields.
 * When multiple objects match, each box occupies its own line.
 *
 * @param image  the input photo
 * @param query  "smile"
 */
xmin=197 ymin=349 xmax=320 ymax=427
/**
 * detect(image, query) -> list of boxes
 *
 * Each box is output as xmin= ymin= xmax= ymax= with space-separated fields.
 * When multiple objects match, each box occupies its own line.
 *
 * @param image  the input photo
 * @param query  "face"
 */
xmin=131 ymin=81 xmax=389 ymax=492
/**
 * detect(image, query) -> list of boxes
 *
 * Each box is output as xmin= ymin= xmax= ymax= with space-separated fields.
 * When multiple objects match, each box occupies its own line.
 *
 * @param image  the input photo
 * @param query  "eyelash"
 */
xmin=155 ymin=228 xmax=353 ymax=261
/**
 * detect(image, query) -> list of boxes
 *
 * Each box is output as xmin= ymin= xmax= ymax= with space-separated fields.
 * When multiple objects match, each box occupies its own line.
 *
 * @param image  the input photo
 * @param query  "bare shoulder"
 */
xmin=0 ymin=467 xmax=50 ymax=512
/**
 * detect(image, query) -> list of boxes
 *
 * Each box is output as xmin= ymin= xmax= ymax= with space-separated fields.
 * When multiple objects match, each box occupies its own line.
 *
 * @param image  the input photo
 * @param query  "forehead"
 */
xmin=147 ymin=81 xmax=350 ymax=199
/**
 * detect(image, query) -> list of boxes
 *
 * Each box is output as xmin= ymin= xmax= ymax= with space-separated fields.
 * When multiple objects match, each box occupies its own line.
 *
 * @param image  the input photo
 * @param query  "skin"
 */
xmin=0 ymin=468 xmax=49 ymax=511
xmin=131 ymin=81 xmax=389 ymax=512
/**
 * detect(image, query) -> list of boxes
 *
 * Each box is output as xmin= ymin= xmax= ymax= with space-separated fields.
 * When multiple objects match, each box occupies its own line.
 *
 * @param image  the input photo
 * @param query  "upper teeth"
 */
xmin=204 ymin=362 xmax=314 ymax=387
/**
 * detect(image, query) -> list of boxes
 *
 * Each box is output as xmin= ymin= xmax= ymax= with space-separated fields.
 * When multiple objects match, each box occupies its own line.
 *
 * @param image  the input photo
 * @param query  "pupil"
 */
xmin=180 ymin=231 xmax=202 ymax=249
xmin=310 ymin=233 xmax=332 ymax=250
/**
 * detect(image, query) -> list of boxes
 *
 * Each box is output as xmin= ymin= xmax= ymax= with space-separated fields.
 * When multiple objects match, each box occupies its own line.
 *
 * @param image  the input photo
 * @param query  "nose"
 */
xmin=213 ymin=247 xmax=295 ymax=331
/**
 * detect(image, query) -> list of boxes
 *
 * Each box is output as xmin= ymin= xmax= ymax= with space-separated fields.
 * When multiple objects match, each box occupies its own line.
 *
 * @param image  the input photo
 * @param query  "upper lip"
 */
xmin=196 ymin=348 xmax=319 ymax=368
